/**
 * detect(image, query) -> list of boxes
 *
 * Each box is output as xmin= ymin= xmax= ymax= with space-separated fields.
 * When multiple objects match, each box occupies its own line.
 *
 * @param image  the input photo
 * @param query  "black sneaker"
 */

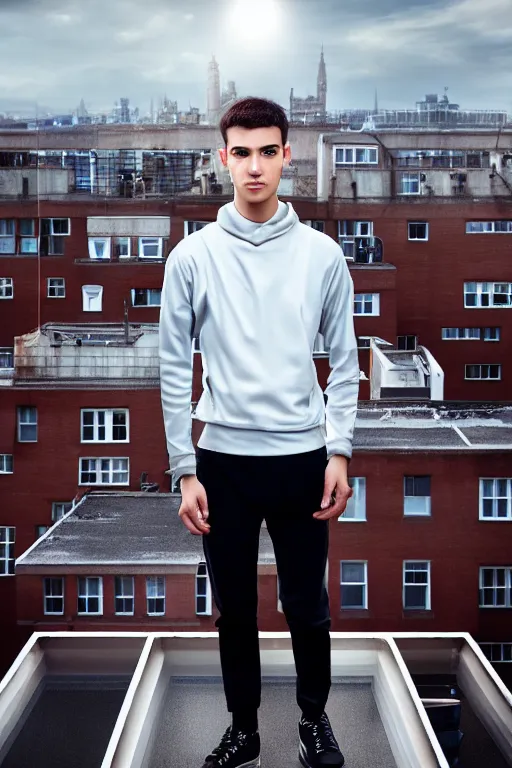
xmin=298 ymin=712 xmax=345 ymax=768
xmin=201 ymin=725 xmax=261 ymax=768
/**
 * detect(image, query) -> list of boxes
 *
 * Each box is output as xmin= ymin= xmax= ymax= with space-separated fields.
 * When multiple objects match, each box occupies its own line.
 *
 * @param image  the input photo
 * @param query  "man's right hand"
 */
xmin=178 ymin=475 xmax=211 ymax=536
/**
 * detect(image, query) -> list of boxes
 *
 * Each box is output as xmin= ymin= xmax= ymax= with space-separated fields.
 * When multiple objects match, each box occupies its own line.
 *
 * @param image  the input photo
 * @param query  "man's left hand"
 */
xmin=313 ymin=455 xmax=353 ymax=520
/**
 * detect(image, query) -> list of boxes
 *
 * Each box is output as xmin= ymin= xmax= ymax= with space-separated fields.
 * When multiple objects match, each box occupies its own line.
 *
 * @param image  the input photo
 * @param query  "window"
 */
xmin=479 ymin=567 xmax=512 ymax=608
xmin=114 ymin=237 xmax=131 ymax=259
xmin=185 ymin=221 xmax=208 ymax=236
xmin=357 ymin=337 xmax=371 ymax=349
xmin=40 ymin=218 xmax=70 ymax=256
xmin=79 ymin=458 xmax=129 ymax=485
xmin=77 ymin=576 xmax=103 ymax=614
xmin=339 ymin=478 xmax=366 ymax=521
xmin=0 ymin=278 xmax=13 ymax=299
xmin=36 ymin=525 xmax=49 ymax=538
xmin=464 ymin=282 xmax=512 ymax=308
xmin=52 ymin=502 xmax=73 ymax=522
xmin=0 ymin=527 xmax=15 ymax=575
xmin=403 ymin=561 xmax=431 ymax=610
xmin=43 ymin=577 xmax=64 ymax=614
xmin=399 ymin=173 xmax=421 ymax=195
xmin=397 ymin=335 xmax=417 ymax=350
xmin=313 ymin=333 xmax=327 ymax=355
xmin=484 ymin=327 xmax=501 ymax=342
xmin=17 ymin=406 xmax=37 ymax=442
xmin=88 ymin=237 xmax=111 ymax=260
xmin=42 ymin=218 xmax=70 ymax=235
xmin=139 ymin=237 xmax=163 ymax=259
xmin=193 ymin=336 xmax=201 ymax=353
xmin=338 ymin=220 xmax=373 ymax=260
xmin=196 ymin=561 xmax=212 ymax=615
xmin=480 ymin=479 xmax=512 ymax=520
xmin=0 ymin=347 xmax=14 ymax=368
xmin=303 ymin=220 xmax=325 ymax=232
xmin=442 ymin=327 xmax=482 ymax=340
xmin=0 ymin=454 xmax=13 ymax=473
xmin=465 ymin=364 xmax=501 ymax=380
xmin=404 ymin=476 xmax=431 ymax=516
xmin=334 ymin=146 xmax=378 ymax=166
xmin=19 ymin=219 xmax=35 ymax=236
xmin=81 ymin=409 xmax=129 ymax=443
xmin=354 ymin=293 xmax=380 ymax=316
xmin=340 ymin=561 xmax=367 ymax=609
xmin=47 ymin=278 xmax=65 ymax=298
xmin=466 ymin=221 xmax=512 ymax=234
xmin=146 ymin=576 xmax=166 ymax=615
xmin=0 ymin=219 xmax=15 ymax=253
xmin=131 ymin=288 xmax=162 ymax=307
xmin=82 ymin=285 xmax=103 ymax=312
xmin=408 ymin=222 xmax=429 ymax=241
xmin=480 ymin=643 xmax=512 ymax=663
xmin=115 ymin=576 xmax=134 ymax=615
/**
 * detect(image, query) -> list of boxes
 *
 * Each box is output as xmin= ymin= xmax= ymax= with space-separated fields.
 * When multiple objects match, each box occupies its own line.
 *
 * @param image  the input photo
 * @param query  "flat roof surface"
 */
xmin=16 ymin=493 xmax=277 ymax=568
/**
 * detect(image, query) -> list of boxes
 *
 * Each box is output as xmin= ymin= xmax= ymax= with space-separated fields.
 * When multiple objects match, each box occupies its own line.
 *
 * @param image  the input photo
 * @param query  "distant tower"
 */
xmin=207 ymin=55 xmax=221 ymax=123
xmin=120 ymin=98 xmax=130 ymax=123
xmin=317 ymin=46 xmax=327 ymax=115
xmin=374 ymin=89 xmax=379 ymax=115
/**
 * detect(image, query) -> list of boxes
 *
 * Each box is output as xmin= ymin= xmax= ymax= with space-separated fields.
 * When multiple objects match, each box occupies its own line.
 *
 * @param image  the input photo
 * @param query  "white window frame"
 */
xmin=113 ymin=236 xmax=131 ymax=259
xmin=42 ymin=218 xmax=71 ymax=236
xmin=484 ymin=327 xmax=501 ymax=342
xmin=88 ymin=237 xmax=111 ymax=260
xmin=442 ymin=327 xmax=482 ymax=340
xmin=0 ymin=454 xmax=13 ymax=474
xmin=403 ymin=561 xmax=431 ymax=610
xmin=115 ymin=576 xmax=135 ymax=615
xmin=82 ymin=284 xmax=103 ymax=312
xmin=408 ymin=222 xmax=429 ymax=241
xmin=338 ymin=220 xmax=373 ymax=260
xmin=146 ymin=576 xmax=166 ymax=615
xmin=77 ymin=576 xmax=103 ymax=615
xmin=340 ymin=561 xmax=368 ymax=609
xmin=0 ymin=347 xmax=14 ymax=368
xmin=334 ymin=146 xmax=378 ymax=167
xmin=465 ymin=364 xmax=501 ymax=381
xmin=19 ymin=219 xmax=35 ymax=237
xmin=138 ymin=237 xmax=163 ymax=259
xmin=479 ymin=478 xmax=512 ymax=521
xmin=398 ymin=172 xmax=421 ymax=195
xmin=130 ymin=288 xmax=162 ymax=307
xmin=464 ymin=282 xmax=512 ymax=309
xmin=36 ymin=525 xmax=49 ymax=538
xmin=184 ymin=221 xmax=209 ymax=236
xmin=339 ymin=478 xmax=366 ymax=521
xmin=404 ymin=476 xmax=431 ymax=517
xmin=303 ymin=220 xmax=325 ymax=232
xmin=466 ymin=221 xmax=512 ymax=234
xmin=354 ymin=293 xmax=380 ymax=316
xmin=0 ymin=219 xmax=15 ymax=254
xmin=52 ymin=501 xmax=73 ymax=522
xmin=47 ymin=277 xmax=65 ymax=298
xmin=20 ymin=237 xmax=38 ymax=254
xmin=43 ymin=577 xmax=64 ymax=615
xmin=0 ymin=527 xmax=15 ymax=576
xmin=80 ymin=408 xmax=129 ymax=443
xmin=479 ymin=567 xmax=512 ymax=608
xmin=0 ymin=278 xmax=14 ymax=299
xmin=79 ymin=457 xmax=130 ymax=486
xmin=196 ymin=561 xmax=212 ymax=615
xmin=17 ymin=406 xmax=37 ymax=442
xmin=397 ymin=335 xmax=418 ymax=350
xmin=480 ymin=643 xmax=512 ymax=663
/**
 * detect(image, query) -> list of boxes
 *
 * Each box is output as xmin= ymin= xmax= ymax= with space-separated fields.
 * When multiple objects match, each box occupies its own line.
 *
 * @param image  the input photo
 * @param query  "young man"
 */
xmin=159 ymin=97 xmax=359 ymax=768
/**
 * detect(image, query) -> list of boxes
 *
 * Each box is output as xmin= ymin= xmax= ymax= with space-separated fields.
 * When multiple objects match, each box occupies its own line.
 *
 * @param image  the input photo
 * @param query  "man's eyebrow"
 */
xmin=229 ymin=144 xmax=281 ymax=152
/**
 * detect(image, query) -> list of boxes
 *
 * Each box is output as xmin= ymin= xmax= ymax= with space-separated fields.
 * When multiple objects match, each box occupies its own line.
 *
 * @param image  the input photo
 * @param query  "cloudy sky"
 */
xmin=1 ymin=0 xmax=511 ymax=116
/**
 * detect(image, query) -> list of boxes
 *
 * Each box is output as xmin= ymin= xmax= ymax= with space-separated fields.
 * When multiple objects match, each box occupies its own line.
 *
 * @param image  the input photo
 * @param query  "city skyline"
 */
xmin=1 ymin=0 xmax=512 ymax=117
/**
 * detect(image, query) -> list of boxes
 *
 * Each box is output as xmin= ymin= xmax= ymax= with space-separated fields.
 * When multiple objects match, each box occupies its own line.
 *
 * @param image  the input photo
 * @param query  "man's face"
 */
xmin=219 ymin=125 xmax=291 ymax=204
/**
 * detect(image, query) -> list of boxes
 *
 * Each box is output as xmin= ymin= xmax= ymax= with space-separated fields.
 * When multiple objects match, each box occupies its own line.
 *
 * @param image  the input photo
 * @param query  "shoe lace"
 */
xmin=304 ymin=713 xmax=338 ymax=754
xmin=208 ymin=727 xmax=248 ymax=765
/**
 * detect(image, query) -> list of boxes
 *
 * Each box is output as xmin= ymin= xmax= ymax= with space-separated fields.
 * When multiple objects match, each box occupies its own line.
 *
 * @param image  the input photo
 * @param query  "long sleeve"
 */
xmin=319 ymin=249 xmax=360 ymax=460
xmin=159 ymin=248 xmax=196 ymax=488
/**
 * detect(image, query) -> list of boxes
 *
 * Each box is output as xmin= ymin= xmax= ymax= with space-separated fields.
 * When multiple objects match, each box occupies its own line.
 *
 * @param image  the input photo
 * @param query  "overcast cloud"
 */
xmin=0 ymin=0 xmax=511 ymax=116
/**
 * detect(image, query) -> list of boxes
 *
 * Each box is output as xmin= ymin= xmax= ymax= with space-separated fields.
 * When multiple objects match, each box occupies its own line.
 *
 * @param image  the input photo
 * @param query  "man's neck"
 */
xmin=233 ymin=193 xmax=279 ymax=224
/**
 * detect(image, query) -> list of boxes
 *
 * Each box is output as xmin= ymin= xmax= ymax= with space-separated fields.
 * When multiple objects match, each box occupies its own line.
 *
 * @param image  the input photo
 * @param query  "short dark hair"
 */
xmin=219 ymin=97 xmax=289 ymax=147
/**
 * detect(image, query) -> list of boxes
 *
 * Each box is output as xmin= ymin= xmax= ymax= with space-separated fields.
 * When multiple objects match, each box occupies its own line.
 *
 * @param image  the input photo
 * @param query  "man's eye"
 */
xmin=234 ymin=150 xmax=248 ymax=157
xmin=264 ymin=149 xmax=277 ymax=156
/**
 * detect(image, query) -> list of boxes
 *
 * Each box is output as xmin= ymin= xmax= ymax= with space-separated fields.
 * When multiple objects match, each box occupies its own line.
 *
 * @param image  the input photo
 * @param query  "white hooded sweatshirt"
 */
xmin=159 ymin=200 xmax=359 ymax=487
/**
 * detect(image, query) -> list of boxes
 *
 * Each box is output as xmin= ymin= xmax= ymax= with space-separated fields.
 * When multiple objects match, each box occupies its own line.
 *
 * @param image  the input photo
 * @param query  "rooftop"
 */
xmin=15 ymin=493 xmax=276 ymax=570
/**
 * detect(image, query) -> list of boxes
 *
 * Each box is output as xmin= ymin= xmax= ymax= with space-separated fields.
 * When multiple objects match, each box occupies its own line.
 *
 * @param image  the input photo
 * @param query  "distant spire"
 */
xmin=317 ymin=46 xmax=327 ymax=110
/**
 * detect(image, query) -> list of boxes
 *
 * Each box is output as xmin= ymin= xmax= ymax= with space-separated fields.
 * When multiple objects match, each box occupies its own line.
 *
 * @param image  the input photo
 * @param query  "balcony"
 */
xmin=0 ymin=632 xmax=511 ymax=767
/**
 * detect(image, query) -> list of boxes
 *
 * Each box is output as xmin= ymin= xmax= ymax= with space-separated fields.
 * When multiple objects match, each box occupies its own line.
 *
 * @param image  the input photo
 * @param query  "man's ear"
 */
xmin=283 ymin=142 xmax=292 ymax=167
xmin=218 ymin=147 xmax=228 ymax=166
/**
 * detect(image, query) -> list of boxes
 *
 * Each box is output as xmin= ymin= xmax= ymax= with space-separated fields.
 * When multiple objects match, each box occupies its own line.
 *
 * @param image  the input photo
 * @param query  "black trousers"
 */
xmin=196 ymin=444 xmax=331 ymax=721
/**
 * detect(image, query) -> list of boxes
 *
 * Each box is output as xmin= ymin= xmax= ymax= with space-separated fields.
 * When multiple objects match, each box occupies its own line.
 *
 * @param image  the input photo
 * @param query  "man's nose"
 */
xmin=249 ymin=154 xmax=262 ymax=174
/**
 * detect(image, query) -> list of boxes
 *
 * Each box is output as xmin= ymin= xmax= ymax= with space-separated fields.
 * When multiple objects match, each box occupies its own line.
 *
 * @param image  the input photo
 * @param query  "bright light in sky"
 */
xmin=227 ymin=0 xmax=282 ymax=45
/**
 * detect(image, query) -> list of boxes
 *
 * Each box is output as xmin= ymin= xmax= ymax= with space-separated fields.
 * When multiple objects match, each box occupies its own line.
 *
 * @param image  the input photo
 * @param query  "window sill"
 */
xmin=403 ymin=514 xmax=432 ymax=519
xmin=479 ymin=518 xmax=512 ymax=522
xmin=338 ymin=610 xmax=370 ymax=618
xmin=338 ymin=518 xmax=367 ymax=523
xmin=403 ymin=610 xmax=432 ymax=618
xmin=74 ymin=258 xmax=166 ymax=265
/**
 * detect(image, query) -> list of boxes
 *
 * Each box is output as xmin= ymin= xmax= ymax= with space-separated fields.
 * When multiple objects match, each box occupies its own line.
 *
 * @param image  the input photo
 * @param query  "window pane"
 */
xmin=341 ymin=585 xmax=364 ymax=608
xmin=341 ymin=562 xmax=364 ymax=582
